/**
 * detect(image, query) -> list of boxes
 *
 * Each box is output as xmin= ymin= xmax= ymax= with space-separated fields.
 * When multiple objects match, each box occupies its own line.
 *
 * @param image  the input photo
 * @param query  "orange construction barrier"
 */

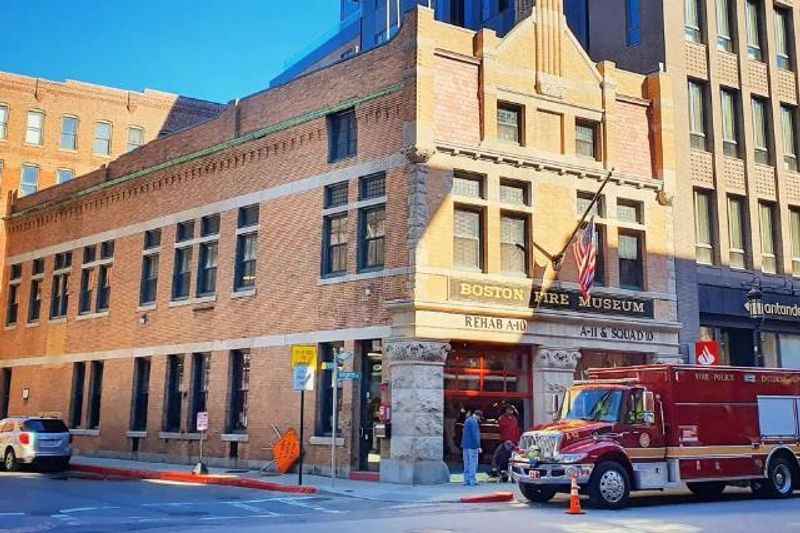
xmin=272 ymin=428 xmax=301 ymax=474
xmin=566 ymin=475 xmax=585 ymax=515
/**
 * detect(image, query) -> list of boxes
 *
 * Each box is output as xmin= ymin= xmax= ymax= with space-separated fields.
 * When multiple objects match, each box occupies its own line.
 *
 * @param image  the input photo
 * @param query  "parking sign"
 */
xmin=196 ymin=411 xmax=209 ymax=432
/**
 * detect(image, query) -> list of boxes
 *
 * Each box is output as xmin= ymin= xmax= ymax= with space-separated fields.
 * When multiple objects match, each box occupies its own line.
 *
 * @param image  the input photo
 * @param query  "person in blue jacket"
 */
xmin=461 ymin=409 xmax=483 ymax=486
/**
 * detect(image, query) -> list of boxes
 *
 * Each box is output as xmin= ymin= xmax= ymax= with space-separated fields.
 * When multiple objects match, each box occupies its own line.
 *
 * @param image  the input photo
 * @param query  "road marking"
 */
xmin=225 ymin=501 xmax=266 ymax=513
xmin=273 ymin=497 xmax=344 ymax=514
xmin=200 ymin=513 xmax=282 ymax=521
xmin=0 ymin=512 xmax=24 ymax=517
xmin=51 ymin=513 xmax=81 ymax=526
xmin=61 ymin=506 xmax=121 ymax=514
xmin=141 ymin=501 xmax=197 ymax=507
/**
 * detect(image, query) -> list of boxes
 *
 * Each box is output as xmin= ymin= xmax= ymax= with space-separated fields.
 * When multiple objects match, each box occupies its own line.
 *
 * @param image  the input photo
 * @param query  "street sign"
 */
xmin=293 ymin=365 xmax=315 ymax=391
xmin=196 ymin=411 xmax=209 ymax=432
xmin=292 ymin=345 xmax=317 ymax=392
xmin=291 ymin=345 xmax=318 ymax=368
xmin=337 ymin=371 xmax=361 ymax=382
xmin=321 ymin=362 xmax=335 ymax=370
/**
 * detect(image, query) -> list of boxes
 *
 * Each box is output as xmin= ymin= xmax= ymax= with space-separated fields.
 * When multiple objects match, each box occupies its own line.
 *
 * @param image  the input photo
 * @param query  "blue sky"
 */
xmin=1 ymin=0 xmax=341 ymax=103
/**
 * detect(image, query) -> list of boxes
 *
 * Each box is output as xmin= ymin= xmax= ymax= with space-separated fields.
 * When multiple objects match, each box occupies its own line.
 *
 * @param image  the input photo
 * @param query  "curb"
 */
xmin=70 ymin=464 xmax=317 ymax=495
xmin=459 ymin=492 xmax=516 ymax=504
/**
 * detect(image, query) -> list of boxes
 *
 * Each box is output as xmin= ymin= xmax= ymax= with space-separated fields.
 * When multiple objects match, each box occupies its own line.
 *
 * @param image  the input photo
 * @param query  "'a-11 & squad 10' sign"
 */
xmin=449 ymin=279 xmax=654 ymax=319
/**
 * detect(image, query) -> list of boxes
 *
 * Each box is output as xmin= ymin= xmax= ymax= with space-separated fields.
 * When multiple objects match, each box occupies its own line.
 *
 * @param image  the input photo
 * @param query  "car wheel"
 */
xmin=687 ymin=481 xmax=726 ymax=499
xmin=588 ymin=461 xmax=631 ymax=510
xmin=518 ymin=482 xmax=556 ymax=503
xmin=4 ymin=449 xmax=19 ymax=472
xmin=754 ymin=457 xmax=796 ymax=499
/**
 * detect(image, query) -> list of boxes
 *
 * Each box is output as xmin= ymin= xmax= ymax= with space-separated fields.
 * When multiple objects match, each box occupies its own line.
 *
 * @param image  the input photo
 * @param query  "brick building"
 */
xmin=568 ymin=0 xmax=800 ymax=369
xmin=0 ymin=5 xmax=680 ymax=484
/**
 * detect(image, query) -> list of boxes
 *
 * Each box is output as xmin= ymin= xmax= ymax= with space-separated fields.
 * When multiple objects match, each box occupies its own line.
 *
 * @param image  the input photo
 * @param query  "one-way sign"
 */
xmin=337 ymin=371 xmax=361 ymax=382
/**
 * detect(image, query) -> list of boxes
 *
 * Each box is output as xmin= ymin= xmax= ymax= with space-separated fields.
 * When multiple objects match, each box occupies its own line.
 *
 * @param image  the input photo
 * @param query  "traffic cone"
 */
xmin=566 ymin=475 xmax=585 ymax=515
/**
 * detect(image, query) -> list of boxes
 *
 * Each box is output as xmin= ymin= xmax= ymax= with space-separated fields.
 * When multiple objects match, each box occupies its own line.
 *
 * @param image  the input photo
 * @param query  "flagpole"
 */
xmin=550 ymin=168 xmax=615 ymax=271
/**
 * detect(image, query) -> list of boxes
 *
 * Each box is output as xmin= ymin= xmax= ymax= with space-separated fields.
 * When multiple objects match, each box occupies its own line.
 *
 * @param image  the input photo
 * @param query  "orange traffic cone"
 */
xmin=566 ymin=475 xmax=585 ymax=515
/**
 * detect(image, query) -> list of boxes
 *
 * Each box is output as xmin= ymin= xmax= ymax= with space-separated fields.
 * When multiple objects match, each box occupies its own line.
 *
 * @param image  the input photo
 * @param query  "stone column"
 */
xmin=532 ymin=347 xmax=582 ymax=426
xmin=380 ymin=340 xmax=450 ymax=485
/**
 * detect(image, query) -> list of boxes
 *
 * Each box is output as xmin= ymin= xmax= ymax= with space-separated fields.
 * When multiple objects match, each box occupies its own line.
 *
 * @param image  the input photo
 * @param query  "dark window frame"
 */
xmin=618 ymin=230 xmax=646 ymax=290
xmin=87 ymin=361 xmax=104 ymax=430
xmin=164 ymin=355 xmax=184 ymax=433
xmin=196 ymin=241 xmax=218 ymax=296
xmin=497 ymin=101 xmax=524 ymax=145
xmin=324 ymin=182 xmax=349 ymax=208
xmin=234 ymin=232 xmax=258 ymax=291
xmin=189 ymin=353 xmax=211 ymax=431
xmin=358 ymin=205 xmax=386 ymax=271
xmin=131 ymin=357 xmax=151 ymax=432
xmin=315 ymin=342 xmax=343 ymax=437
xmin=140 ymin=253 xmax=159 ymax=305
xmin=69 ymin=362 xmax=86 ymax=429
xmin=322 ymin=213 xmax=348 ymax=277
xmin=575 ymin=119 xmax=600 ymax=159
xmin=500 ymin=212 xmax=530 ymax=276
xmin=228 ymin=350 xmax=250 ymax=433
xmin=358 ymin=173 xmax=386 ymax=201
xmin=453 ymin=205 xmax=485 ymax=272
xmin=172 ymin=246 xmax=192 ymax=301
xmin=327 ymin=108 xmax=357 ymax=163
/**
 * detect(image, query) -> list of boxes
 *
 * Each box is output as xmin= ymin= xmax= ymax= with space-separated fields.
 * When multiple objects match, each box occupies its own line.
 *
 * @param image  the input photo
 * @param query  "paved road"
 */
xmin=1 ymin=471 xmax=799 ymax=532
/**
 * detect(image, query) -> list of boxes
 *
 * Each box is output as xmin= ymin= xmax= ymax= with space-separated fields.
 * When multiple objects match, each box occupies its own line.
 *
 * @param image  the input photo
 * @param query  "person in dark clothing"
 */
xmin=491 ymin=440 xmax=515 ymax=482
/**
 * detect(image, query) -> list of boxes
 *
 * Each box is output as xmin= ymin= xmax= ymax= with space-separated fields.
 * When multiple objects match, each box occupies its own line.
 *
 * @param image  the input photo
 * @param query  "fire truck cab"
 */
xmin=511 ymin=365 xmax=800 ymax=509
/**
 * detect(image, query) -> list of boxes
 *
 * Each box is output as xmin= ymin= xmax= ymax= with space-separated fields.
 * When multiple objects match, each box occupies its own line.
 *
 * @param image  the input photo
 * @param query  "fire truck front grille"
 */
xmin=519 ymin=431 xmax=562 ymax=461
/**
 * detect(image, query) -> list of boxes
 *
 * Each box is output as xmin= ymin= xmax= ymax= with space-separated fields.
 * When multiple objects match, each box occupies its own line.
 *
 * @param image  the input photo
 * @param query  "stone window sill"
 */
xmin=126 ymin=430 xmax=147 ymax=438
xmin=26 ymin=322 xmax=40 ymax=329
xmin=70 ymin=428 xmax=100 ymax=437
xmin=231 ymin=288 xmax=256 ymax=299
xmin=169 ymin=295 xmax=216 ymax=308
xmin=49 ymin=317 xmax=67 ymax=325
xmin=309 ymin=436 xmax=345 ymax=447
xmin=137 ymin=304 xmax=156 ymax=312
xmin=159 ymin=432 xmax=202 ymax=441
xmin=76 ymin=311 xmax=110 ymax=321
xmin=221 ymin=433 xmax=249 ymax=442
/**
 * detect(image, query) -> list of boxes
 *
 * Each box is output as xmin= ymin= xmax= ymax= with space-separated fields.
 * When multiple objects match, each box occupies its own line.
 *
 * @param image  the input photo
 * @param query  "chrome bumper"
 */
xmin=510 ymin=460 xmax=594 ymax=486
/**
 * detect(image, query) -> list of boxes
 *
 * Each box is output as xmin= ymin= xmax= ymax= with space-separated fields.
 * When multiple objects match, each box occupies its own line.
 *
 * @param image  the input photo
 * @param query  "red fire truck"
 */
xmin=511 ymin=365 xmax=800 ymax=509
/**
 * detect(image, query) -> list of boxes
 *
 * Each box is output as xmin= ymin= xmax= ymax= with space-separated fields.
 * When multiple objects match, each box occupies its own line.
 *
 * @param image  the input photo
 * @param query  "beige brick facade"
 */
xmin=0 ymin=7 xmax=680 ymax=483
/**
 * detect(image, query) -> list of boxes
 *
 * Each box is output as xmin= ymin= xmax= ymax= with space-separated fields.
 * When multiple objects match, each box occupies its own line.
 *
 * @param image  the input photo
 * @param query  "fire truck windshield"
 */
xmin=561 ymin=388 xmax=623 ymax=423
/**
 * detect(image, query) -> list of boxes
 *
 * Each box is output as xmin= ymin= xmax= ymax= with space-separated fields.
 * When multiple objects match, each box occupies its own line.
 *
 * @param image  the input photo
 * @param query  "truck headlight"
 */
xmin=557 ymin=453 xmax=587 ymax=464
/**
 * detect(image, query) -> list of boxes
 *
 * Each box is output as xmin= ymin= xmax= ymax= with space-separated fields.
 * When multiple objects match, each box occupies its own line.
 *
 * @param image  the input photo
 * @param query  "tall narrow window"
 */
xmin=127 ymin=126 xmax=145 ymax=152
xmin=189 ymin=353 xmax=211 ymax=430
xmin=782 ymin=105 xmax=799 ymax=171
xmin=454 ymin=207 xmax=483 ymax=271
xmin=228 ymin=350 xmax=250 ymax=433
xmin=685 ymin=0 xmax=703 ymax=43
xmin=746 ymin=0 xmax=764 ymax=61
xmin=728 ymin=196 xmax=748 ymax=269
xmin=234 ymin=205 xmax=259 ymax=291
xmin=28 ymin=259 xmax=44 ymax=323
xmin=140 ymin=230 xmax=160 ymax=306
xmin=0 ymin=105 xmax=7 ymax=139
xmin=6 ymin=265 xmax=21 ymax=326
xmin=721 ymin=88 xmax=741 ymax=157
xmin=131 ymin=358 xmax=151 ymax=431
xmin=0 ymin=369 xmax=10 ymax=420
xmin=791 ymin=208 xmax=800 ymax=275
xmin=50 ymin=252 xmax=71 ymax=319
xmin=61 ymin=116 xmax=78 ymax=150
xmin=93 ymin=121 xmax=112 ymax=155
xmin=759 ymin=202 xmax=778 ymax=274
xmin=688 ymin=80 xmax=708 ymax=150
xmin=497 ymin=103 xmax=523 ymax=144
xmin=20 ymin=164 xmax=39 ymax=197
xmin=618 ymin=231 xmax=645 ymax=290
xmin=69 ymin=362 xmax=86 ymax=428
xmin=316 ymin=342 xmax=343 ymax=436
xmin=694 ymin=190 xmax=715 ymax=265
xmin=752 ymin=97 xmax=772 ymax=165
xmin=501 ymin=215 xmax=528 ymax=276
xmin=327 ymin=108 xmax=357 ymax=162
xmin=576 ymin=120 xmax=599 ymax=159
xmin=164 ymin=355 xmax=184 ymax=433
xmin=626 ymin=0 xmax=641 ymax=47
xmin=25 ymin=110 xmax=44 ymax=145
xmin=716 ymin=0 xmax=735 ymax=51
xmin=776 ymin=8 xmax=794 ymax=71
xmin=173 ymin=221 xmax=194 ymax=300
xmin=57 ymin=169 xmax=75 ymax=184
xmin=197 ymin=214 xmax=219 ymax=296
xmin=96 ymin=264 xmax=112 ymax=311
xmin=323 ymin=214 xmax=348 ymax=276
xmin=88 ymin=361 xmax=104 ymax=429
xmin=78 ymin=254 xmax=95 ymax=315
xmin=359 ymin=206 xmax=385 ymax=270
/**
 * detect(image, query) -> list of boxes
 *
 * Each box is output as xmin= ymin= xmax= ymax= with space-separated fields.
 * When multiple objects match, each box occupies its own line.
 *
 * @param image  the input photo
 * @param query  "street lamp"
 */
xmin=746 ymin=283 xmax=764 ymax=367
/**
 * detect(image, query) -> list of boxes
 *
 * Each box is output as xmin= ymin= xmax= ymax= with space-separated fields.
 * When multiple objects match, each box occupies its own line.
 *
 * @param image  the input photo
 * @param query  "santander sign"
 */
xmin=695 ymin=341 xmax=721 ymax=366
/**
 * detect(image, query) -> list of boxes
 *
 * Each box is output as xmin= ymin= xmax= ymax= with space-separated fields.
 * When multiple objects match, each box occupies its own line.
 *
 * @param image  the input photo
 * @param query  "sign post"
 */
xmin=291 ymin=345 xmax=317 ymax=486
xmin=193 ymin=411 xmax=209 ymax=475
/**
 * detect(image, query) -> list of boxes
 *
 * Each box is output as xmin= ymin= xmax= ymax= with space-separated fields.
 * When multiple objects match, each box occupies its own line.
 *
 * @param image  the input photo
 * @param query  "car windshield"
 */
xmin=562 ymin=389 xmax=623 ymax=423
xmin=22 ymin=419 xmax=69 ymax=433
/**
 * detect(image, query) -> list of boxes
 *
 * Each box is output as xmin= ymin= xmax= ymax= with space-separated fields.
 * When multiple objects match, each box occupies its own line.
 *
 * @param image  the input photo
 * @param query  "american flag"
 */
xmin=573 ymin=217 xmax=597 ymax=299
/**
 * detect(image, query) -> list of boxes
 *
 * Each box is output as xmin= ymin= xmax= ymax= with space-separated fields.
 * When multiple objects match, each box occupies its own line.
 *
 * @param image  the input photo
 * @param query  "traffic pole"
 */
xmin=331 ymin=355 xmax=338 ymax=487
xmin=298 ymin=390 xmax=304 ymax=486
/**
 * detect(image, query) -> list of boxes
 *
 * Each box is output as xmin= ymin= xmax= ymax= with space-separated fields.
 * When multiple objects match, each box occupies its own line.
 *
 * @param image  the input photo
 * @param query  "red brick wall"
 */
xmin=433 ymin=55 xmax=481 ymax=146
xmin=609 ymin=98 xmax=654 ymax=178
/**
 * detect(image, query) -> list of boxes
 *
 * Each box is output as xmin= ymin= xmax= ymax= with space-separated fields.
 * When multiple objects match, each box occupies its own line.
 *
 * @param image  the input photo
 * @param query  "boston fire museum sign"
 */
xmin=449 ymin=279 xmax=654 ymax=319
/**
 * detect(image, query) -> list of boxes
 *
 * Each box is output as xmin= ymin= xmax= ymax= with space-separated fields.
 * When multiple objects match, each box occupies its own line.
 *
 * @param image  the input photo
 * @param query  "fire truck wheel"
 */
xmin=755 ymin=457 xmax=796 ymax=498
xmin=588 ymin=461 xmax=631 ymax=509
xmin=518 ymin=482 xmax=556 ymax=503
xmin=687 ymin=481 xmax=726 ymax=499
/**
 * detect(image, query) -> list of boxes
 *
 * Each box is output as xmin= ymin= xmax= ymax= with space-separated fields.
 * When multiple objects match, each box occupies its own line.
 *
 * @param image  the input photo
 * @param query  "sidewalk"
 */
xmin=70 ymin=456 xmax=517 ymax=504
